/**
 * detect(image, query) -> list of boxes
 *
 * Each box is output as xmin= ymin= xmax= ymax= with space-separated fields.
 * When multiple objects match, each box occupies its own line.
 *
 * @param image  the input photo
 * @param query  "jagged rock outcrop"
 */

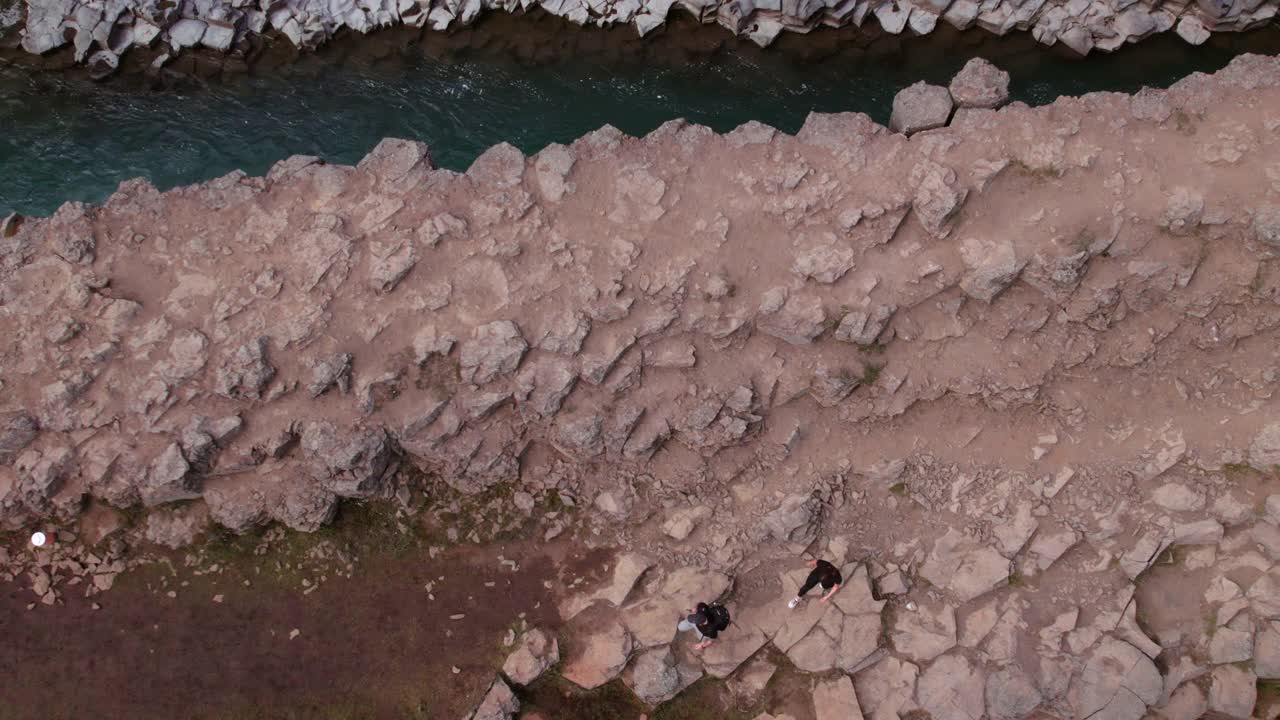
xmin=2 ymin=56 xmax=1280 ymax=574
xmin=11 ymin=0 xmax=1280 ymax=81
xmin=7 ymin=54 xmax=1280 ymax=720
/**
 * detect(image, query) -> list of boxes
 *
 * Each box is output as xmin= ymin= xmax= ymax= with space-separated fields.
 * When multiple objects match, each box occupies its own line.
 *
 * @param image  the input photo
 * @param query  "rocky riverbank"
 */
xmin=3 ymin=54 xmax=1280 ymax=719
xmin=5 ymin=0 xmax=1280 ymax=81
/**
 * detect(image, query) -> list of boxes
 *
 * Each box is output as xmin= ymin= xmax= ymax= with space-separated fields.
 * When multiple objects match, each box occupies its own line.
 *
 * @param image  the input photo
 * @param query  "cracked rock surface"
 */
xmin=3 ymin=54 xmax=1280 ymax=720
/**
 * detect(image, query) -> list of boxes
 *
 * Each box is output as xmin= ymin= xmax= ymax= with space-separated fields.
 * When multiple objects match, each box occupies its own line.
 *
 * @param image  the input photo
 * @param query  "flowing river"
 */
xmin=3 ymin=19 xmax=1280 ymax=217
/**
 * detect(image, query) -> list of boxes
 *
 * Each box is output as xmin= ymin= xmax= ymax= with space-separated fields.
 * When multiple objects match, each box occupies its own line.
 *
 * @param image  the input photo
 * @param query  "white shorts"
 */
xmin=676 ymin=619 xmax=705 ymax=640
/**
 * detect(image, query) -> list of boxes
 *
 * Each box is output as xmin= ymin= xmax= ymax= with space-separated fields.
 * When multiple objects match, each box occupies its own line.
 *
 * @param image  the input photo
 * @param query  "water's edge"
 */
xmin=4 ymin=22 xmax=1280 ymax=217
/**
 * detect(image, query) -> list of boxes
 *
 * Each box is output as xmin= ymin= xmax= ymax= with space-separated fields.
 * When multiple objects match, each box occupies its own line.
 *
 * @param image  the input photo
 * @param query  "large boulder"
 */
xmin=467 ymin=142 xmax=526 ymax=188
xmin=357 ymin=138 xmax=434 ymax=192
xmin=502 ymin=629 xmax=560 ymax=686
xmin=1209 ymin=623 xmax=1254 ymax=665
xmin=958 ymin=236 xmax=1025 ymax=303
xmin=623 ymin=645 xmax=702 ymax=705
xmin=656 ymin=566 xmax=733 ymax=610
xmin=561 ymin=622 xmax=633 ymax=690
xmin=460 ymin=321 xmax=528 ymax=385
xmin=1175 ymin=15 xmax=1210 ymax=44
xmin=308 ymin=353 xmax=354 ymax=397
xmin=143 ymin=503 xmax=210 ymax=549
xmin=763 ymin=494 xmax=820 ymax=546
xmin=834 ymin=305 xmax=895 ymax=346
xmin=534 ymin=143 xmax=576 ymax=202
xmin=300 ymin=422 xmax=397 ymax=498
xmin=792 ymin=240 xmax=856 ymax=284
xmin=213 ymin=337 xmax=275 ymax=399
xmin=911 ymin=161 xmax=967 ymax=238
xmin=948 ymin=58 xmax=1010 ymax=109
xmin=758 ymin=291 xmax=826 ymax=345
xmin=271 ymin=478 xmax=339 ymax=532
xmin=44 ymin=201 xmax=96 ymax=264
xmin=8 ymin=446 xmax=75 ymax=509
xmin=0 ymin=411 xmax=38 ymax=461
xmin=1151 ymin=481 xmax=1206 ymax=512
xmin=784 ymin=611 xmax=843 ymax=672
xmin=203 ymin=483 xmax=268 ymax=533
xmin=831 ymin=564 xmax=886 ymax=617
xmin=141 ymin=442 xmax=200 ymax=506
xmin=889 ymin=82 xmax=954 ymax=135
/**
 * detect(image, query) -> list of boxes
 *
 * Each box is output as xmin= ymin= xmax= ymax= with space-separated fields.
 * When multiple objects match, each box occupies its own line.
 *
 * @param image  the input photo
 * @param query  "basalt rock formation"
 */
xmin=4 ymin=52 xmax=1280 ymax=720
xmin=6 ymin=0 xmax=1280 ymax=80
xmin=1 ymin=52 xmax=1278 ymax=531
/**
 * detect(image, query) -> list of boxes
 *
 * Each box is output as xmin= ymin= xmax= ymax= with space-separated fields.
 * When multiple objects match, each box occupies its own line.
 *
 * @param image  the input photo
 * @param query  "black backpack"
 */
xmin=705 ymin=603 xmax=731 ymax=632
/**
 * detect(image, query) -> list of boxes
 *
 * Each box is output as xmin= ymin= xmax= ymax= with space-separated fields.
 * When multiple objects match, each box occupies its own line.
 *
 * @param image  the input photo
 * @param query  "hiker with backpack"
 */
xmin=677 ymin=601 xmax=731 ymax=651
xmin=787 ymin=558 xmax=843 ymax=609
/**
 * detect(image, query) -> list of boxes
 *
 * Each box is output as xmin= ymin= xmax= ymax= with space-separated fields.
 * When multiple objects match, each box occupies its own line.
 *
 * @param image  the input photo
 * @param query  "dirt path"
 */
xmin=0 ymin=534 xmax=602 ymax=720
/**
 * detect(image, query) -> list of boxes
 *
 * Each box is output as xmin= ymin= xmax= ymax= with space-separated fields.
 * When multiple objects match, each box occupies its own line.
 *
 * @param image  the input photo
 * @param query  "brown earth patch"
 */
xmin=0 ymin=525 xmax=597 ymax=720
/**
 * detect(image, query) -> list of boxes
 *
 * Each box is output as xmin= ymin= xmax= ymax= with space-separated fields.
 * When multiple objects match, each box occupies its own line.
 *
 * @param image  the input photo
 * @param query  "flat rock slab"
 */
xmin=701 ymin=624 xmax=768 ymax=679
xmin=832 ymin=564 xmax=886 ymax=616
xmin=920 ymin=528 xmax=1010 ymax=602
xmin=727 ymin=654 xmax=777 ymax=705
xmin=917 ymin=653 xmax=984 ymax=720
xmin=620 ymin=565 xmax=733 ymax=647
xmin=773 ymin=594 xmax=832 ymax=652
xmin=985 ymin=666 xmax=1042 ymax=720
xmin=891 ymin=600 xmax=956 ymax=662
xmin=1071 ymin=636 xmax=1161 ymax=719
xmin=854 ymin=656 xmax=919 ymax=719
xmin=889 ymin=82 xmax=954 ymax=135
xmin=813 ymin=675 xmax=864 ymax=720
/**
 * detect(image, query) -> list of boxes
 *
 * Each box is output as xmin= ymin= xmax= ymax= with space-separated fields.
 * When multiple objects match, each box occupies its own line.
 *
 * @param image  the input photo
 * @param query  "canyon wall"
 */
xmin=7 ymin=0 xmax=1280 ymax=79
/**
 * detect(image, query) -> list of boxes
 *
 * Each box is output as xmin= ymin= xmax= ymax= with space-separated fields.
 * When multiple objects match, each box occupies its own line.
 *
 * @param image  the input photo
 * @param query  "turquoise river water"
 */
xmin=2 ymin=22 xmax=1280 ymax=217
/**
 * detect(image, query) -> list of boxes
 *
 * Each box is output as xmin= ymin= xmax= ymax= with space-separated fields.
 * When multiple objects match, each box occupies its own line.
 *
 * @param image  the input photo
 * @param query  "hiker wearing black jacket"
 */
xmin=676 ymin=601 xmax=730 ymax=651
xmin=788 ymin=558 xmax=843 ymax=609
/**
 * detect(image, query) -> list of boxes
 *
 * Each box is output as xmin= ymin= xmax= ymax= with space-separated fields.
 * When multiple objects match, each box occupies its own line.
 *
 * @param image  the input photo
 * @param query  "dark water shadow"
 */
xmin=2 ymin=12 xmax=1280 ymax=216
